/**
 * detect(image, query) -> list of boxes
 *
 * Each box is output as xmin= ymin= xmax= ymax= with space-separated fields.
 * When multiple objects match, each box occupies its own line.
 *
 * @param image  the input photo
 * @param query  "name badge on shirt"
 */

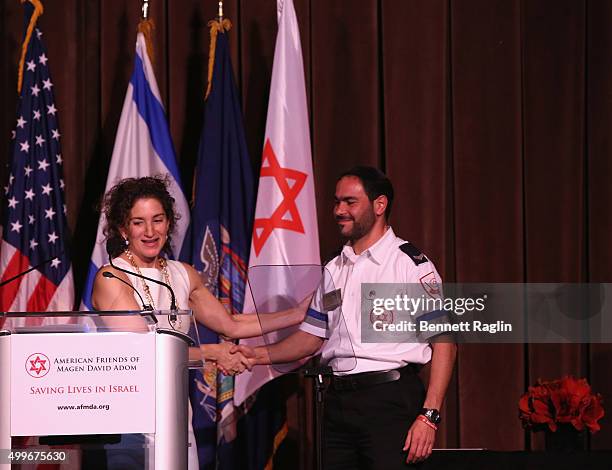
xmin=322 ymin=288 xmax=342 ymax=311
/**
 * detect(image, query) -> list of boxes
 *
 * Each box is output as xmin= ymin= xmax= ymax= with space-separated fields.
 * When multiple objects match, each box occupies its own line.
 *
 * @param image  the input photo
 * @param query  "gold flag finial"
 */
xmin=204 ymin=17 xmax=232 ymax=100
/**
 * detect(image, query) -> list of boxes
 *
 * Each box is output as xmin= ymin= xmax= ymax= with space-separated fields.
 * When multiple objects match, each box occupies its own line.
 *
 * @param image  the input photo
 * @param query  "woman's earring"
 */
xmin=124 ymin=238 xmax=129 ymax=247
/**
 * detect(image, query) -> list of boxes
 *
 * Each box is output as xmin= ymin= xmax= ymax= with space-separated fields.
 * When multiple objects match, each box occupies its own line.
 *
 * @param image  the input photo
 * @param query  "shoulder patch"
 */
xmin=399 ymin=242 xmax=428 ymax=266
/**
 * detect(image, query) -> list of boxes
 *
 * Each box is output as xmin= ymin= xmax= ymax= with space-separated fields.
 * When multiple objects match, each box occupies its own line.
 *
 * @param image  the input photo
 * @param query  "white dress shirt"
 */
xmin=301 ymin=227 xmax=442 ymax=375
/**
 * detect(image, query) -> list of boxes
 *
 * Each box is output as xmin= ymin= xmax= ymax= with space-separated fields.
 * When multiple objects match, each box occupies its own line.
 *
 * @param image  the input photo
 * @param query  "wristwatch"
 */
xmin=420 ymin=408 xmax=441 ymax=425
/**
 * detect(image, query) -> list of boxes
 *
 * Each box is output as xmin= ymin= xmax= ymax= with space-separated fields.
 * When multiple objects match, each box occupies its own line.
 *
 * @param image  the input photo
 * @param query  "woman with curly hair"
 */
xmin=92 ymin=175 xmax=306 ymax=371
xmin=91 ymin=175 xmax=308 ymax=469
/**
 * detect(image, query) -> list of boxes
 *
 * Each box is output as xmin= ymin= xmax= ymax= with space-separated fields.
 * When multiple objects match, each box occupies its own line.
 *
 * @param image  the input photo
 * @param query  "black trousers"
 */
xmin=324 ymin=368 xmax=426 ymax=470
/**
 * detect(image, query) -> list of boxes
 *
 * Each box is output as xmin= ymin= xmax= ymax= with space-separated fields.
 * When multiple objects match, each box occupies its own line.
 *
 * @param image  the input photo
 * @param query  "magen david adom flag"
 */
xmin=234 ymin=0 xmax=320 ymax=405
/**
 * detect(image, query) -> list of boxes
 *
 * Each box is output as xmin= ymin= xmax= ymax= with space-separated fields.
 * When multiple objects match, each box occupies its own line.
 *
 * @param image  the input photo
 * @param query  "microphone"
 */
xmin=102 ymin=271 xmax=158 ymax=325
xmin=0 ymin=255 xmax=59 ymax=288
xmin=105 ymin=239 xmax=178 ymax=311
xmin=102 ymin=271 xmax=151 ymax=311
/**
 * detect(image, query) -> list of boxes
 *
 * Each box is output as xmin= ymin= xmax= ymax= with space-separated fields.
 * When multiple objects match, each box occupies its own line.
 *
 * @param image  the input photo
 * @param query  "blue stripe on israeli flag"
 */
xmin=130 ymin=54 xmax=183 ymax=186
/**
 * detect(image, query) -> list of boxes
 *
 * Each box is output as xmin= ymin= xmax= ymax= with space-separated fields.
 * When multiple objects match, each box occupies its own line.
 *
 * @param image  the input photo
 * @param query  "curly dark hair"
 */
xmin=101 ymin=175 xmax=180 ymax=257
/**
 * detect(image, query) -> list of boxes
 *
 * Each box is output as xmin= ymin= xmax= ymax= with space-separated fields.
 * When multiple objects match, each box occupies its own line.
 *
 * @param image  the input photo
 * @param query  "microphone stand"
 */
xmin=101 ymin=271 xmax=158 ymax=325
xmin=0 ymin=255 xmax=58 ymax=287
xmin=105 ymin=239 xmax=177 ymax=308
xmin=102 ymin=271 xmax=151 ymax=311
xmin=108 ymin=256 xmax=178 ymax=311
xmin=105 ymin=239 xmax=178 ymax=328
xmin=302 ymin=365 xmax=333 ymax=470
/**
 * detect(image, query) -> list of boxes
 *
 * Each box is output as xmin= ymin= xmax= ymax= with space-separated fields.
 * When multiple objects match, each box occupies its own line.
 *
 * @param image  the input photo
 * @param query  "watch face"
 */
xmin=423 ymin=408 xmax=441 ymax=424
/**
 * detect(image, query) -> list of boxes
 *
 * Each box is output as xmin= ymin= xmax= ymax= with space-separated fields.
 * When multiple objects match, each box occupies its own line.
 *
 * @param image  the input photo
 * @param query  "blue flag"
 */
xmin=180 ymin=22 xmax=254 ymax=469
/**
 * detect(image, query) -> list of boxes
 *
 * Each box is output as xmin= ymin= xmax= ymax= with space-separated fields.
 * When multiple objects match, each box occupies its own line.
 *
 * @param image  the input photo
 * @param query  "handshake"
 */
xmin=190 ymin=342 xmax=261 ymax=376
xmin=216 ymin=342 xmax=259 ymax=376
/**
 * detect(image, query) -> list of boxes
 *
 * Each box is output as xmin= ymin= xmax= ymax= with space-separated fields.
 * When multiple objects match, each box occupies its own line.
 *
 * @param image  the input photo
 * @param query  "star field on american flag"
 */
xmin=0 ymin=20 xmax=72 ymax=311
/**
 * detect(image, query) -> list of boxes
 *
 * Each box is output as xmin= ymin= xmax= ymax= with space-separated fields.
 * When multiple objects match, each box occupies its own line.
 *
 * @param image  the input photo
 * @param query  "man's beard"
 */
xmin=337 ymin=209 xmax=376 ymax=242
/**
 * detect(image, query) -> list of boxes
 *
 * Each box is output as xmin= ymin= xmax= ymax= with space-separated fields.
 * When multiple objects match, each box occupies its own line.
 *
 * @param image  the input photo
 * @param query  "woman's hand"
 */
xmin=212 ymin=342 xmax=252 ymax=376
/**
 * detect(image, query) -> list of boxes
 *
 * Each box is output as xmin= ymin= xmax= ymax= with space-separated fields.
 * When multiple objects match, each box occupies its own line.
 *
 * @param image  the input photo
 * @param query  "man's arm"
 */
xmin=404 ymin=340 xmax=457 ymax=464
xmin=423 ymin=341 xmax=456 ymax=409
xmin=189 ymin=342 xmax=253 ymax=376
xmin=233 ymin=330 xmax=324 ymax=365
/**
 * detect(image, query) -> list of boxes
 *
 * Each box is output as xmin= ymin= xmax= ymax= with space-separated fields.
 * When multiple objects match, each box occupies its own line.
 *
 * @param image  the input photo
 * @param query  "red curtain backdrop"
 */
xmin=2 ymin=0 xmax=611 ymax=459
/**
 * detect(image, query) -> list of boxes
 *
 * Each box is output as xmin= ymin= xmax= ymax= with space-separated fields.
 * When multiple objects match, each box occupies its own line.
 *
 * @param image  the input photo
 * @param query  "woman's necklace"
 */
xmin=124 ymin=249 xmax=177 ymax=311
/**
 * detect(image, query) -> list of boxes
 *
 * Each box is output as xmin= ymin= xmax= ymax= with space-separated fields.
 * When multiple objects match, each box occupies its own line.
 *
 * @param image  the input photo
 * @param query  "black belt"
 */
xmin=331 ymin=364 xmax=419 ymax=392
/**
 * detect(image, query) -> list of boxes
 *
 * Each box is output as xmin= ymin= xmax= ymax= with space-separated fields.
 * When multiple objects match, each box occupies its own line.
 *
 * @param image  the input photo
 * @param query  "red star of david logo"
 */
xmin=253 ymin=139 xmax=308 ymax=256
xmin=26 ymin=353 xmax=50 ymax=378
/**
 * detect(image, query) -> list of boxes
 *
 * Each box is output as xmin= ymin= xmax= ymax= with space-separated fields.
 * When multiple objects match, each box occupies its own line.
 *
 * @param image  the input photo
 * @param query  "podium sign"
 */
xmin=10 ymin=331 xmax=155 ymax=436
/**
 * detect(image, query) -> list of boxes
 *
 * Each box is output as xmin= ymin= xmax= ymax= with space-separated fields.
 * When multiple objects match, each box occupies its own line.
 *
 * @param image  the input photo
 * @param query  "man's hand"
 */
xmin=230 ymin=344 xmax=258 ymax=369
xmin=230 ymin=344 xmax=255 ymax=357
xmin=214 ymin=342 xmax=252 ymax=376
xmin=403 ymin=418 xmax=436 ymax=464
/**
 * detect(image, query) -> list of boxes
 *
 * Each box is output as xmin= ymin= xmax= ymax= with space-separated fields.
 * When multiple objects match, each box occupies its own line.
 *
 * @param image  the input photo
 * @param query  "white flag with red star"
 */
xmin=234 ymin=0 xmax=320 ymax=405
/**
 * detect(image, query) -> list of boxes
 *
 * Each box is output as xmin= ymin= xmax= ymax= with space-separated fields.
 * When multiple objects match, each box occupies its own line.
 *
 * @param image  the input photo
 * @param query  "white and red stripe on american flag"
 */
xmin=0 ymin=17 xmax=73 ymax=318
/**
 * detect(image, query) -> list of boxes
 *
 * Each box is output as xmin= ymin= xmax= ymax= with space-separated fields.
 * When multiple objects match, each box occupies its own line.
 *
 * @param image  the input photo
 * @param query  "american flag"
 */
xmin=0 ymin=5 xmax=73 ymax=315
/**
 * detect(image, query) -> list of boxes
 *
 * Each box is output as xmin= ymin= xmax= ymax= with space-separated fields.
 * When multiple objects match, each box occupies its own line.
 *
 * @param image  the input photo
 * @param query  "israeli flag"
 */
xmin=80 ymin=33 xmax=189 ymax=310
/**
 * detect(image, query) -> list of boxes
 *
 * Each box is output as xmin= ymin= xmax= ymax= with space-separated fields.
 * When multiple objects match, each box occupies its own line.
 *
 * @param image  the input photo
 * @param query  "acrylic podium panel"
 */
xmin=0 ymin=310 xmax=199 ymax=470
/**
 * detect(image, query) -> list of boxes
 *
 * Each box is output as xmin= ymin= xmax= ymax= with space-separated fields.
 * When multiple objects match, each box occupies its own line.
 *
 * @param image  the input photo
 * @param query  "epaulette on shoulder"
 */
xmin=399 ymin=242 xmax=428 ymax=266
xmin=324 ymin=246 xmax=343 ymax=265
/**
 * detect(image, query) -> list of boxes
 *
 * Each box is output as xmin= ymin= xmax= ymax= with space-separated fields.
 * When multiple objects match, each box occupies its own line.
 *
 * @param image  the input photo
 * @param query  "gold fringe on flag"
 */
xmin=205 ymin=18 xmax=232 ymax=100
xmin=17 ymin=0 xmax=44 ymax=93
xmin=137 ymin=17 xmax=156 ymax=65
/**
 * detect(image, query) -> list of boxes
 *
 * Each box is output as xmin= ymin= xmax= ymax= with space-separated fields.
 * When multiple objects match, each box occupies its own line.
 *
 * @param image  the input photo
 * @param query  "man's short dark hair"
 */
xmin=338 ymin=166 xmax=394 ymax=219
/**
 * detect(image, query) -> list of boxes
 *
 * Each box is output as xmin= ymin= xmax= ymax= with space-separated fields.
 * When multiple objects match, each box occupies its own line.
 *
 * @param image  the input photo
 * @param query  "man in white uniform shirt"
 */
xmin=240 ymin=166 xmax=456 ymax=468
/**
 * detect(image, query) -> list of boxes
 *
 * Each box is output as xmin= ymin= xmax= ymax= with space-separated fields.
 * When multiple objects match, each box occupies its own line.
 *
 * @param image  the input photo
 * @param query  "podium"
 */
xmin=0 ymin=311 xmax=199 ymax=469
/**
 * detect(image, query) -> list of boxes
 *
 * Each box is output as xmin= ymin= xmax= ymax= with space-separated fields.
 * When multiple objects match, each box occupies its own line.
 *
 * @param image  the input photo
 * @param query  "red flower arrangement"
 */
xmin=519 ymin=376 xmax=604 ymax=433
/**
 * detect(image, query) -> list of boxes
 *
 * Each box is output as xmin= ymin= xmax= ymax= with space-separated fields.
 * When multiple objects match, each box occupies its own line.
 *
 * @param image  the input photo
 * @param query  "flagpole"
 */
xmin=142 ymin=0 xmax=149 ymax=19
xmin=218 ymin=1 xmax=223 ymax=20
